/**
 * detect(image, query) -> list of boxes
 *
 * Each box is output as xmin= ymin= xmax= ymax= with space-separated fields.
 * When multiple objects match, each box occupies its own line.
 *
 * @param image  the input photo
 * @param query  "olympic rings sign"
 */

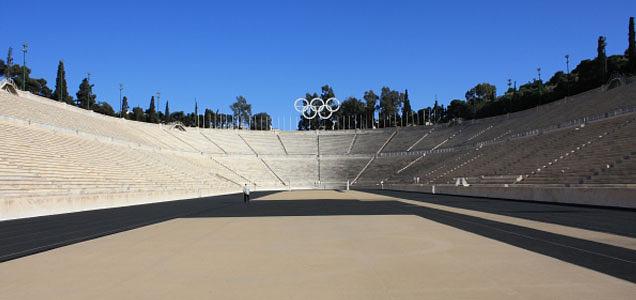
xmin=294 ymin=97 xmax=340 ymax=120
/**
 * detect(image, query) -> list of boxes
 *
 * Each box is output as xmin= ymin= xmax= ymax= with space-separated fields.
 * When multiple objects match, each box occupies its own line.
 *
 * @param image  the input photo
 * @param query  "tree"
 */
xmin=363 ymin=90 xmax=378 ymax=128
xmin=93 ymin=102 xmax=115 ymax=116
xmin=4 ymin=47 xmax=13 ymax=78
xmin=194 ymin=100 xmax=199 ymax=127
xmin=204 ymin=108 xmax=214 ymax=128
xmin=121 ymin=96 xmax=129 ymax=118
xmin=401 ymin=89 xmax=412 ymax=125
xmin=146 ymin=96 xmax=158 ymax=123
xmin=132 ymin=106 xmax=145 ymax=121
xmin=465 ymin=83 xmax=496 ymax=117
xmin=336 ymin=97 xmax=366 ymax=129
xmin=297 ymin=92 xmax=320 ymax=130
xmin=52 ymin=60 xmax=73 ymax=104
xmin=379 ymin=87 xmax=401 ymax=127
xmin=447 ymin=99 xmax=469 ymax=120
xmin=250 ymin=112 xmax=272 ymax=130
xmin=76 ymin=77 xmax=96 ymax=109
xmin=597 ymin=36 xmax=608 ymax=82
xmin=627 ymin=17 xmax=636 ymax=72
xmin=230 ymin=95 xmax=252 ymax=129
xmin=170 ymin=111 xmax=186 ymax=124
xmin=164 ymin=100 xmax=170 ymax=123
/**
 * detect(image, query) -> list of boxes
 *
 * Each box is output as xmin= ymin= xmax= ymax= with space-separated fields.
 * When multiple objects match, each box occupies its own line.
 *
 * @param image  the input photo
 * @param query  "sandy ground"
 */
xmin=0 ymin=190 xmax=634 ymax=299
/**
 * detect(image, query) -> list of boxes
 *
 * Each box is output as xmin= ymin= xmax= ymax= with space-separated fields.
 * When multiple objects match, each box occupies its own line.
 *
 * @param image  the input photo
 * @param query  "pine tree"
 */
xmin=76 ymin=77 xmax=96 ymax=109
xmin=147 ymin=96 xmax=158 ymax=123
xmin=52 ymin=61 xmax=72 ymax=104
xmin=121 ymin=96 xmax=129 ymax=118
xmin=627 ymin=17 xmax=636 ymax=72
xmin=164 ymin=100 xmax=170 ymax=122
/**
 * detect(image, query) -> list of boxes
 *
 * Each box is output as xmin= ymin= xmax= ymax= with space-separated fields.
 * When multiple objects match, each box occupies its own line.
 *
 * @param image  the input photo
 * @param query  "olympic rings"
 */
xmin=294 ymin=97 xmax=340 ymax=120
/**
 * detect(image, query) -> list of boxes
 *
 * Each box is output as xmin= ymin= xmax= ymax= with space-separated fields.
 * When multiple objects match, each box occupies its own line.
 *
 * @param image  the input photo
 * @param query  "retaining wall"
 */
xmin=361 ymin=184 xmax=636 ymax=209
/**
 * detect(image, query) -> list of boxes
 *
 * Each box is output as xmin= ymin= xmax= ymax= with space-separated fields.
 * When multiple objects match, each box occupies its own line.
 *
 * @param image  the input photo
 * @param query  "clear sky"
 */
xmin=2 ymin=0 xmax=634 ymax=128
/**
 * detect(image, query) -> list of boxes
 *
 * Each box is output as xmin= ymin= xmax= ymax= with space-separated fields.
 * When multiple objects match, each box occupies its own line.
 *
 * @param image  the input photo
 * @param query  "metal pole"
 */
xmin=156 ymin=92 xmax=161 ymax=122
xmin=86 ymin=72 xmax=91 ymax=109
xmin=21 ymin=42 xmax=28 ymax=91
xmin=119 ymin=83 xmax=123 ymax=118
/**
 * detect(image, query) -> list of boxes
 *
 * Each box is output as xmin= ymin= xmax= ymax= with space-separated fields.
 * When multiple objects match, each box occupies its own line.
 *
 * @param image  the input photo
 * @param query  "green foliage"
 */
xmin=93 ymin=102 xmax=115 ymax=116
xmin=3 ymin=47 xmax=13 ymax=78
xmin=402 ymin=90 xmax=413 ymax=125
xmin=52 ymin=61 xmax=72 ymax=104
xmin=628 ymin=17 xmax=636 ymax=72
xmin=363 ymin=90 xmax=378 ymax=127
xmin=379 ymin=87 xmax=402 ymax=127
xmin=76 ymin=78 xmax=96 ymax=109
xmin=597 ymin=36 xmax=608 ymax=81
xmin=465 ymin=83 xmax=496 ymax=117
xmin=230 ymin=95 xmax=252 ymax=128
xmin=447 ymin=99 xmax=469 ymax=120
xmin=250 ymin=112 xmax=272 ymax=130
xmin=146 ymin=96 xmax=158 ymax=123
xmin=204 ymin=108 xmax=214 ymax=128
xmin=297 ymin=85 xmax=339 ymax=130
xmin=337 ymin=97 xmax=366 ymax=129
xmin=132 ymin=106 xmax=145 ymax=121
xmin=121 ymin=96 xmax=129 ymax=118
xmin=0 ymin=53 xmax=53 ymax=98
xmin=164 ymin=100 xmax=170 ymax=122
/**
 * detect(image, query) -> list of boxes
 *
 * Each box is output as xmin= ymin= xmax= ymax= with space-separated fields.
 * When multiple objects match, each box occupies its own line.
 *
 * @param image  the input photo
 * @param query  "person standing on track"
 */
xmin=243 ymin=183 xmax=250 ymax=203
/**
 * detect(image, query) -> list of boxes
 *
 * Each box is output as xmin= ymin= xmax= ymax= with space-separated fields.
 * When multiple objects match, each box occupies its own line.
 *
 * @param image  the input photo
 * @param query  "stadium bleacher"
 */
xmin=1 ymin=79 xmax=635 ymax=219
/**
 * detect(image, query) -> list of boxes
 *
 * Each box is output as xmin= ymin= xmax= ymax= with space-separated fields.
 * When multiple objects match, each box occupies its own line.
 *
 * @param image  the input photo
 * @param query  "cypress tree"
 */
xmin=164 ymin=100 xmax=170 ymax=122
xmin=627 ymin=17 xmax=636 ymax=72
xmin=401 ymin=89 xmax=412 ymax=125
xmin=147 ymin=96 xmax=158 ymax=123
xmin=597 ymin=36 xmax=608 ymax=82
xmin=76 ymin=77 xmax=96 ymax=109
xmin=4 ymin=47 xmax=13 ymax=78
xmin=52 ymin=61 xmax=72 ymax=104
xmin=194 ymin=100 xmax=199 ymax=127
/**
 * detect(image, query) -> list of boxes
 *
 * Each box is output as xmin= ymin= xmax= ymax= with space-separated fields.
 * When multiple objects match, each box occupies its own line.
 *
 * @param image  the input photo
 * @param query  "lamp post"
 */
xmin=21 ymin=42 xmax=28 ymax=91
xmin=86 ymin=72 xmax=91 ymax=109
xmin=537 ymin=67 xmax=542 ymax=110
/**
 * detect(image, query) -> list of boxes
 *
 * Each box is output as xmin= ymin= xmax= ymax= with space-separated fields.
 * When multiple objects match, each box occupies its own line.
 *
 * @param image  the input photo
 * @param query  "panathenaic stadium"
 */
xmin=0 ymin=78 xmax=635 ymax=298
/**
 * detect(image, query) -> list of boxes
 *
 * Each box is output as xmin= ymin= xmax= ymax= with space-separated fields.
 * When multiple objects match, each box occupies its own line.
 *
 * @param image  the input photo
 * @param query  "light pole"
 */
xmin=507 ymin=78 xmax=513 ymax=114
xmin=21 ymin=42 xmax=28 ymax=91
xmin=119 ymin=83 xmax=123 ymax=118
xmin=86 ymin=72 xmax=91 ymax=109
xmin=537 ymin=67 xmax=542 ymax=110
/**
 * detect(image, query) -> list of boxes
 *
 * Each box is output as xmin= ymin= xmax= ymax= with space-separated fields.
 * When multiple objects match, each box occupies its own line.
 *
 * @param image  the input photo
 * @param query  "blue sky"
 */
xmin=2 ymin=0 xmax=634 ymax=127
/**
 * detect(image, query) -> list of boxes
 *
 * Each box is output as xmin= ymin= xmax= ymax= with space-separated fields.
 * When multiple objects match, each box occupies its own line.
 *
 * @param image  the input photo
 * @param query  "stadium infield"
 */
xmin=0 ymin=190 xmax=635 ymax=299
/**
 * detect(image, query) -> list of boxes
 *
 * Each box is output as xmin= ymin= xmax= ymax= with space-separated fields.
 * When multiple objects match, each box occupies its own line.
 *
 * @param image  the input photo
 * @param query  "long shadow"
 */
xmin=1 ymin=191 xmax=635 ymax=283
xmin=363 ymin=189 xmax=636 ymax=238
xmin=0 ymin=192 xmax=276 ymax=263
